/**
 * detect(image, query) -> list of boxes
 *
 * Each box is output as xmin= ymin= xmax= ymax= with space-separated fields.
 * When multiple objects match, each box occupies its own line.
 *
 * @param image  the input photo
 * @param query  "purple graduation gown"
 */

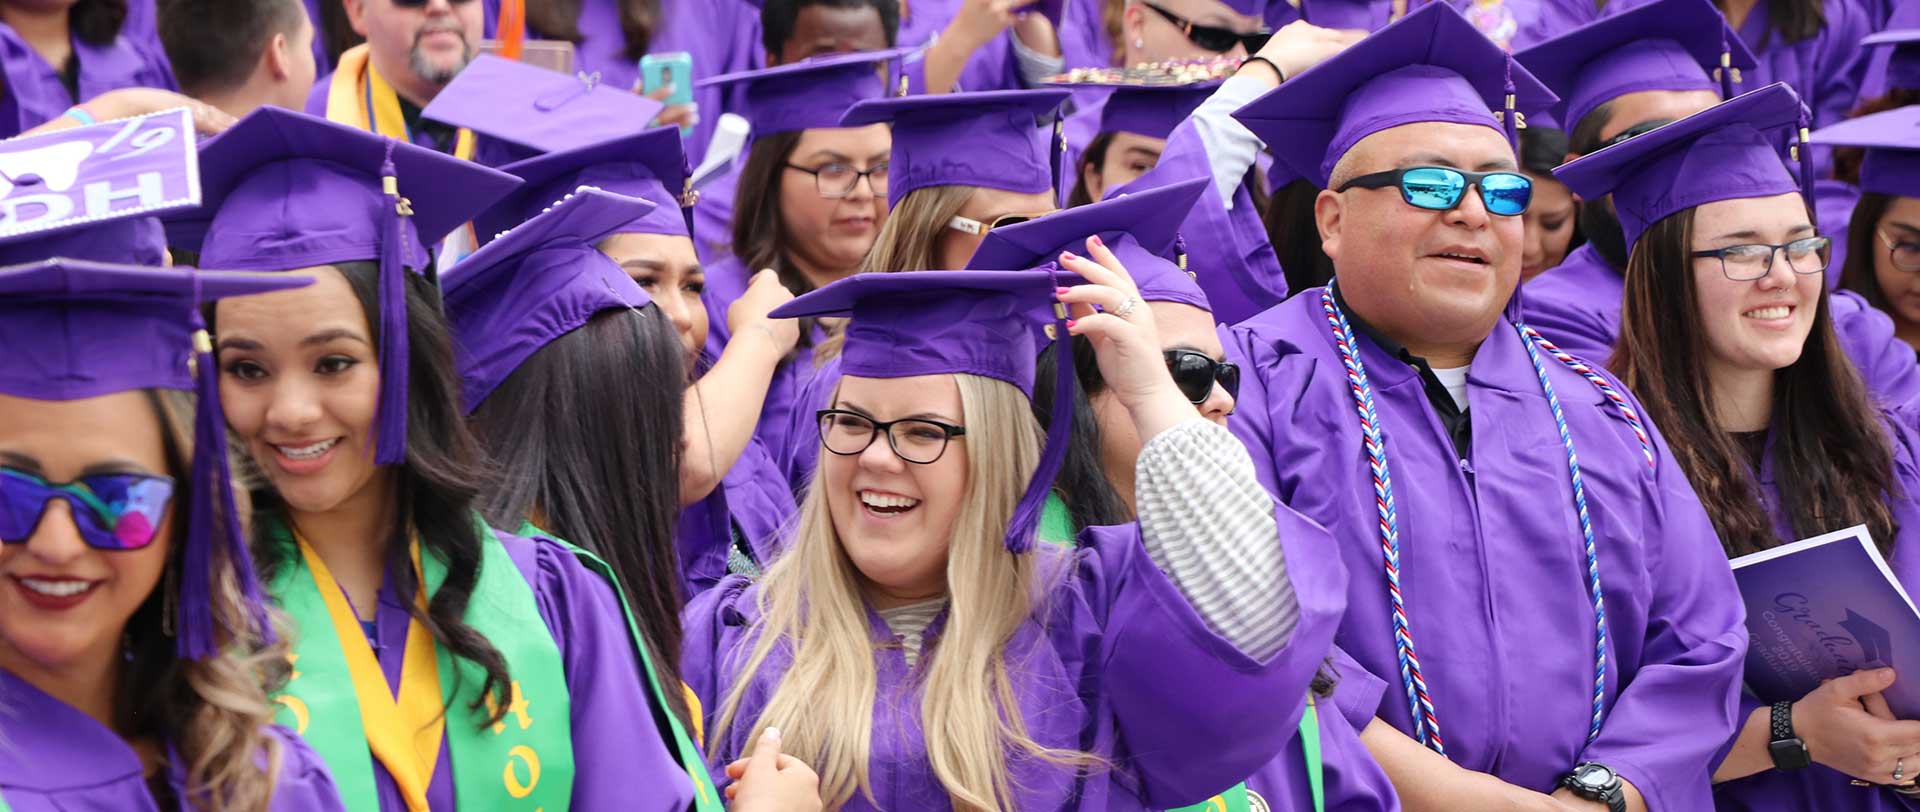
xmin=0 ymin=669 xmax=345 ymax=811
xmin=1226 ymin=290 xmax=1751 ymax=810
xmin=1712 ymin=408 xmax=1920 ymax=811
xmin=478 ymin=0 xmax=763 ymax=166
xmin=699 ymin=254 xmax=836 ymax=482
xmin=1524 ymin=247 xmax=1920 ymax=407
xmin=681 ymin=515 xmax=1348 ymax=811
xmin=676 ymin=433 xmax=800 ymax=596
xmin=335 ymin=530 xmax=692 ymax=811
xmin=1057 ymin=0 xmax=1114 ymax=71
xmin=1856 ymin=0 xmax=1920 ymax=105
xmin=0 ymin=22 xmax=177 ymax=138
xmin=1302 ymin=0 xmax=1578 ymax=49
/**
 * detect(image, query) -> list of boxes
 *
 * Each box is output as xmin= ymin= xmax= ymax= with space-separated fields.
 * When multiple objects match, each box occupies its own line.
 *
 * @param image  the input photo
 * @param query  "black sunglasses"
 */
xmin=1165 ymin=349 xmax=1238 ymax=404
xmin=1338 ymin=165 xmax=1533 ymax=217
xmin=1142 ymin=2 xmax=1272 ymax=53
xmin=1601 ymin=119 xmax=1676 ymax=149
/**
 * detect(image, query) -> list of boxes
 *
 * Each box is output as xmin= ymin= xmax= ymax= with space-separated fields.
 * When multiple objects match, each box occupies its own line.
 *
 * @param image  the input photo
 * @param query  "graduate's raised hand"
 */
xmin=1793 ymin=668 xmax=1920 ymax=784
xmin=1238 ymin=21 xmax=1365 ymax=87
xmin=728 ymin=269 xmax=801 ymax=354
xmin=723 ymin=727 xmax=822 ymax=812
xmin=1054 ymin=235 xmax=1195 ymax=445
xmin=23 ymin=89 xmax=236 ymax=138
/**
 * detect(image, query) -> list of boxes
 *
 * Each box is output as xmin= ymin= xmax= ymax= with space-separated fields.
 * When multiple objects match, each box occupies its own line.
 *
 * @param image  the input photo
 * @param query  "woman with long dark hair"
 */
xmin=0 ymin=258 xmax=345 ymax=812
xmin=0 ymin=0 xmax=176 ymax=136
xmin=1823 ymin=107 xmax=1920 ymax=358
xmin=1562 ymin=83 xmax=1920 ymax=811
xmin=1518 ymin=124 xmax=1578 ymax=282
xmin=189 ymin=107 xmax=708 ymax=812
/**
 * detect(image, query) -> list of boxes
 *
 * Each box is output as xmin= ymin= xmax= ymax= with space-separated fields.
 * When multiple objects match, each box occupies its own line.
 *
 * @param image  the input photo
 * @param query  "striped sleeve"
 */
xmin=1134 ymin=418 xmax=1298 ymax=660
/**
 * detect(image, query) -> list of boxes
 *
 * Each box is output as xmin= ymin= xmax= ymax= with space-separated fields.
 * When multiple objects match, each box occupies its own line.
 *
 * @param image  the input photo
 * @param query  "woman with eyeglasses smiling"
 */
xmin=0 ymin=258 xmax=346 ymax=812
xmin=1565 ymin=85 xmax=1920 ymax=811
xmin=1821 ymin=107 xmax=1920 ymax=359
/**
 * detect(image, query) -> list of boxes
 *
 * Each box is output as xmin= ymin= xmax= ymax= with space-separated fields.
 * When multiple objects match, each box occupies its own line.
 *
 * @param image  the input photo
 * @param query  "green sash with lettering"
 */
xmin=515 ymin=522 xmax=723 ymax=812
xmin=265 ymin=518 xmax=573 ymax=812
xmin=1166 ymin=697 xmax=1324 ymax=812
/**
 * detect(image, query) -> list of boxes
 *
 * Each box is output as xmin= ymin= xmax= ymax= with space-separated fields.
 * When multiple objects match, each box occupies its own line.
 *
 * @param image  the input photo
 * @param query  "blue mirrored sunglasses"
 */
xmin=1338 ymin=165 xmax=1533 ymax=217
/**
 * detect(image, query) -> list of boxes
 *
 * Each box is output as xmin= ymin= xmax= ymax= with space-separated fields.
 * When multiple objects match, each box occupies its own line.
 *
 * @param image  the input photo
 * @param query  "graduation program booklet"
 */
xmin=1732 ymin=525 xmax=1920 ymax=718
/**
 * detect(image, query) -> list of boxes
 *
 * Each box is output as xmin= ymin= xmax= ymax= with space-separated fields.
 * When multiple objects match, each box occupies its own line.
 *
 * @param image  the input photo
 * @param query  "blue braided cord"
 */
xmin=1517 ymin=323 xmax=1611 ymax=743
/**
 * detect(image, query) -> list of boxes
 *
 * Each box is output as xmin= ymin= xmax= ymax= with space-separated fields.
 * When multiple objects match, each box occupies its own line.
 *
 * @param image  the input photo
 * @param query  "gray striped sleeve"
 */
xmin=1134 ymin=418 xmax=1298 ymax=660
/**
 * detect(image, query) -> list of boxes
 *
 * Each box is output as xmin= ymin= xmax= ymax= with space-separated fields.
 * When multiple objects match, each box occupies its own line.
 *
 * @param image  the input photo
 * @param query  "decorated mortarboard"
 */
xmin=0 ymin=108 xmax=200 ymax=266
xmin=420 ymin=54 xmax=667 ymax=164
xmin=443 ymin=187 xmax=656 ymax=414
xmin=1232 ymin=2 xmax=1556 ymax=188
xmin=176 ymin=107 xmax=523 ymax=465
xmin=967 ymin=176 xmax=1212 ymax=311
xmin=697 ymin=47 xmax=918 ymax=137
xmin=1514 ymin=0 xmax=1756 ymax=136
xmin=839 ymin=88 xmax=1072 ymax=209
xmin=771 ymin=269 xmax=1081 ymax=553
xmin=0 ymin=258 xmax=314 ymax=659
xmin=1864 ymin=29 xmax=1920 ymax=93
xmin=1045 ymin=59 xmax=1234 ymax=140
xmin=475 ymin=126 xmax=693 ymax=245
xmin=1810 ymin=105 xmax=1920 ymax=198
xmin=1554 ymin=82 xmax=1809 ymax=250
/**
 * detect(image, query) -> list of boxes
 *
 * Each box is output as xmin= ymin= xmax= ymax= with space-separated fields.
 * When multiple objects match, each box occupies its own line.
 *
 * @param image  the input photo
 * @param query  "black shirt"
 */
xmin=399 ymin=96 xmax=461 ymax=155
xmin=1331 ymin=283 xmax=1473 ymax=459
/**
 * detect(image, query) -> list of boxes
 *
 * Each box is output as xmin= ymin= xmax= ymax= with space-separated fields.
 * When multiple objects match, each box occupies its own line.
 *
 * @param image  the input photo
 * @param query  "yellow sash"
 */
xmin=324 ymin=44 xmax=477 ymax=161
xmin=294 ymin=531 xmax=447 ymax=812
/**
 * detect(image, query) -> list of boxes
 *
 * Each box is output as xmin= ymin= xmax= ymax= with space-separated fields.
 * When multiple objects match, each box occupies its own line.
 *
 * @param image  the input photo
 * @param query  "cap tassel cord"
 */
xmin=1498 ymin=58 xmax=1520 ymax=147
xmin=1006 ymin=265 xmax=1076 ymax=554
xmin=1716 ymin=39 xmax=1736 ymax=98
xmin=1175 ymin=234 xmax=1193 ymax=279
xmin=1049 ymin=118 xmax=1066 ymax=208
xmin=1795 ymin=107 xmax=1816 ymax=232
xmin=374 ymin=142 xmax=411 ymax=465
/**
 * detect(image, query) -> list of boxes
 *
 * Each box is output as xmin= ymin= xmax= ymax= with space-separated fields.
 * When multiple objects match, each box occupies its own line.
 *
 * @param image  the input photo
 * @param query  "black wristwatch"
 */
xmin=1561 ymin=762 xmax=1627 ymax=812
xmin=1769 ymin=700 xmax=1812 ymax=771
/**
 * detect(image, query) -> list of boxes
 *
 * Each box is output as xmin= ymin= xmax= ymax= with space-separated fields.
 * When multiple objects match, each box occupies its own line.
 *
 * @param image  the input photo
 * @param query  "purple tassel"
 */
xmin=1500 ymin=57 xmax=1519 ymax=148
xmin=1717 ymin=30 xmax=1736 ymax=99
xmin=1005 ymin=263 xmax=1076 ymax=553
xmin=373 ymin=143 xmax=410 ymax=465
xmin=178 ymin=280 xmax=275 ymax=659
xmin=1795 ymin=105 xmax=1816 ymax=230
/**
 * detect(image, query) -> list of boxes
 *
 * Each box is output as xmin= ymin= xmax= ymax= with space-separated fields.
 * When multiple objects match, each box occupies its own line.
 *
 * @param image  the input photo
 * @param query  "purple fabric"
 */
xmin=480 ymin=0 xmax=764 ymax=167
xmin=1519 ymin=243 xmax=1625 ymax=364
xmin=298 ymin=76 xmax=458 ymax=155
xmin=0 ymin=108 xmax=201 ymax=267
xmin=966 ymin=176 xmax=1209 ymax=315
xmin=1233 ymin=700 xmax=1403 ymax=812
xmin=1057 ymin=0 xmax=1114 ymax=71
xmin=680 ymin=512 xmax=1348 ymax=810
xmin=699 ymin=255 xmax=830 ymax=466
xmin=771 ymin=351 xmax=840 ymax=497
xmin=1512 ymin=0 xmax=1754 ymax=132
xmin=1859 ymin=4 xmax=1920 ymax=104
xmin=479 ymin=126 xmax=689 ymax=244
xmin=1058 ymin=85 xmax=1109 ymax=204
xmin=420 ymin=55 xmax=666 ymax=156
xmin=0 ymin=22 xmax=177 ymax=139
xmin=698 ymin=48 xmax=915 ymax=136
xmin=442 ymin=188 xmax=655 ymax=413
xmin=1554 ymin=83 xmax=1805 ymax=250
xmin=839 ymin=89 xmax=1069 ymax=208
xmin=331 ymin=529 xmax=693 ymax=811
xmin=1298 ymin=0 xmax=1585 ymax=50
xmin=1117 ymin=111 xmax=1286 ymax=324
xmin=0 ymin=669 xmax=347 ymax=811
xmin=674 ymin=435 xmax=798 ymax=597
xmin=1225 ymin=292 xmax=1750 ymax=810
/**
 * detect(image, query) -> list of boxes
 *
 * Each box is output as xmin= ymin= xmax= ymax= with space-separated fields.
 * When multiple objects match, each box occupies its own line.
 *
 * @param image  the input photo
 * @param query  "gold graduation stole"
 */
xmin=266 ymin=519 xmax=573 ymax=812
xmin=324 ymin=44 xmax=477 ymax=161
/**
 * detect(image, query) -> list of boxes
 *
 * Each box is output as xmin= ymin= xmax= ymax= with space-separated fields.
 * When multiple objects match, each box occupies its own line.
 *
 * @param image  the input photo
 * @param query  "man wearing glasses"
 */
xmin=1227 ymin=5 xmax=1748 ymax=812
xmin=306 ymin=0 xmax=483 ymax=157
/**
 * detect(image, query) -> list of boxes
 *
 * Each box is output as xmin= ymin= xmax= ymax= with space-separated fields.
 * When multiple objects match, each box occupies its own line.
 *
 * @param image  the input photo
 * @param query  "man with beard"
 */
xmin=1514 ymin=0 xmax=1920 ymax=405
xmin=305 ymin=0 xmax=482 ymax=159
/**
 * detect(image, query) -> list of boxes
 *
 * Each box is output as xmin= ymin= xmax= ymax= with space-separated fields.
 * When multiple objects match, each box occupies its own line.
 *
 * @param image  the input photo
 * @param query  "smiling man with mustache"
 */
xmin=304 ymin=0 xmax=484 ymax=158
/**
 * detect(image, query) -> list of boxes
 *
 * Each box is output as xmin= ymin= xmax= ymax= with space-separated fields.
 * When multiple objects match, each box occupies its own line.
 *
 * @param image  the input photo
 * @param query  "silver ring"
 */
xmin=1896 ymin=759 xmax=1906 ymax=784
xmin=1113 ymin=296 xmax=1139 ymax=320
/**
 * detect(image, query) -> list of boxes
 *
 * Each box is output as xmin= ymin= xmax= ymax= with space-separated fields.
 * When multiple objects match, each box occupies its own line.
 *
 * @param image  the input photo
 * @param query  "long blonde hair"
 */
xmin=147 ymin=390 xmax=292 ymax=812
xmin=713 ymin=374 xmax=1093 ymax=810
xmin=815 ymin=184 xmax=981 ymax=365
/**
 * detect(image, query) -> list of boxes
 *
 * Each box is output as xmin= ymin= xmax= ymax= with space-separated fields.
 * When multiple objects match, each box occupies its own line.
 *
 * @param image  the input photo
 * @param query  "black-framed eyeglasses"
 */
xmin=1338 ymin=166 xmax=1532 ymax=216
xmin=1141 ymin=1 xmax=1271 ymax=53
xmin=1165 ymin=349 xmax=1238 ymax=404
xmin=785 ymin=161 xmax=889 ymax=199
xmin=817 ymin=409 xmax=967 ymax=465
xmin=1691 ymin=237 xmax=1831 ymax=281
xmin=1601 ymin=118 xmax=1675 ymax=149
xmin=1880 ymin=230 xmax=1920 ymax=272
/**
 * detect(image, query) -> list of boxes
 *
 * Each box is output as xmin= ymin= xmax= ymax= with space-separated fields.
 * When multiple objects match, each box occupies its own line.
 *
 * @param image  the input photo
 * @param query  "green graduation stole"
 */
xmin=1166 ymin=697 xmax=1324 ymax=812
xmin=265 ymin=519 xmax=573 ymax=812
xmin=0 ymin=788 xmax=9 ymax=811
xmin=1038 ymin=491 xmax=1077 ymax=547
xmin=514 ymin=522 xmax=724 ymax=812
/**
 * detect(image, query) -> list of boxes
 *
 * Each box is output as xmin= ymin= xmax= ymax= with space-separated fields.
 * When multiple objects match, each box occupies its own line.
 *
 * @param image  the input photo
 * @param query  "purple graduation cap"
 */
xmin=420 ymin=53 xmax=668 ymax=165
xmin=1091 ymin=80 xmax=1222 ymax=141
xmin=175 ymin=107 xmax=523 ymax=465
xmin=0 ymin=258 xmax=313 ymax=659
xmin=475 ymin=126 xmax=693 ymax=246
xmin=442 ymin=187 xmax=657 ymax=414
xmin=1231 ymin=2 xmax=1557 ymax=188
xmin=769 ymin=270 xmax=1076 ymax=553
xmin=1297 ymin=0 xmax=1375 ymax=31
xmin=697 ymin=47 xmax=919 ymax=136
xmin=0 ymin=108 xmax=202 ymax=267
xmin=1810 ymin=105 xmax=1920 ymax=198
xmin=967 ymin=176 xmax=1212 ymax=311
xmin=1863 ymin=29 xmax=1920 ymax=93
xmin=1554 ymin=82 xmax=1809 ymax=250
xmin=1513 ymin=0 xmax=1757 ymax=136
xmin=839 ymin=88 xmax=1072 ymax=209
